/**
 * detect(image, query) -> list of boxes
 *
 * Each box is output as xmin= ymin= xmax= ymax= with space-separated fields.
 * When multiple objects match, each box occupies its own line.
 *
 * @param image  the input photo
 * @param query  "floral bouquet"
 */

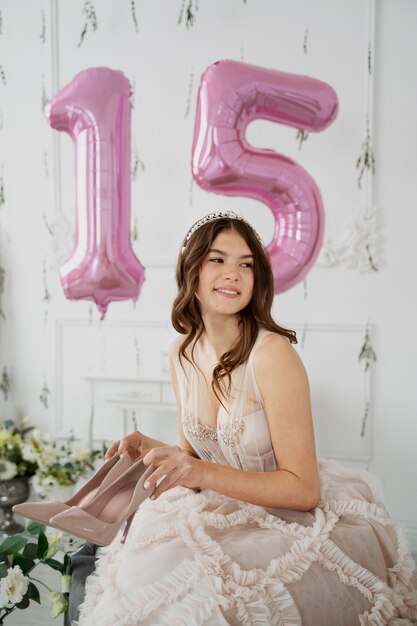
xmin=0 ymin=521 xmax=82 ymax=623
xmin=27 ymin=433 xmax=101 ymax=498
xmin=0 ymin=418 xmax=38 ymax=480
xmin=0 ymin=416 xmax=101 ymax=495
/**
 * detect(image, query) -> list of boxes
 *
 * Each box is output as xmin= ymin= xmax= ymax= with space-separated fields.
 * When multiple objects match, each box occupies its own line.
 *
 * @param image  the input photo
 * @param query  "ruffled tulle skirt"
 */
xmin=78 ymin=457 xmax=417 ymax=626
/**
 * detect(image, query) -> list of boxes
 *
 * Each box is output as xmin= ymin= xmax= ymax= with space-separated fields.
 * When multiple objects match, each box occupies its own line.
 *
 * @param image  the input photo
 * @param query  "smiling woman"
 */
xmin=77 ymin=212 xmax=417 ymax=625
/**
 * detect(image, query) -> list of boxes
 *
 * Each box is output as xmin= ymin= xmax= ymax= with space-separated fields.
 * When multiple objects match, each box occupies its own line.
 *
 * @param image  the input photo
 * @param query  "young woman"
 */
xmin=78 ymin=211 xmax=417 ymax=625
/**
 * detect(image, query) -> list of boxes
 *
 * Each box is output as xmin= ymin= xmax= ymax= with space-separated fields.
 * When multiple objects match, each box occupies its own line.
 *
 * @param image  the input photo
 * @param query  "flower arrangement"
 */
xmin=0 ymin=417 xmax=101 ymax=494
xmin=0 ymin=418 xmax=38 ymax=480
xmin=0 ymin=521 xmax=82 ymax=623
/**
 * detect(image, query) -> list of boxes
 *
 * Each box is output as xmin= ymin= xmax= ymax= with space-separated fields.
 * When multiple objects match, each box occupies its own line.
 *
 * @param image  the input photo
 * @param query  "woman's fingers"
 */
xmin=149 ymin=468 xmax=185 ymax=500
xmin=104 ymin=440 xmax=120 ymax=460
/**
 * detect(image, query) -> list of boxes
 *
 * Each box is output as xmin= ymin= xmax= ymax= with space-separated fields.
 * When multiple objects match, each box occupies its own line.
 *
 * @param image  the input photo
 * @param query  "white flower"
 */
xmin=21 ymin=416 xmax=30 ymax=426
xmin=0 ymin=565 xmax=29 ymax=608
xmin=21 ymin=443 xmax=38 ymax=463
xmin=0 ymin=460 xmax=18 ymax=480
xmin=70 ymin=445 xmax=91 ymax=464
xmin=47 ymin=591 xmax=68 ymax=618
xmin=45 ymin=528 xmax=63 ymax=558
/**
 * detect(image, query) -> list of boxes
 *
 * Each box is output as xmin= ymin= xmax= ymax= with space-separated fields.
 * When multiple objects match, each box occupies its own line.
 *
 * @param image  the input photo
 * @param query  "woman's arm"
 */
xmin=197 ymin=333 xmax=321 ymax=510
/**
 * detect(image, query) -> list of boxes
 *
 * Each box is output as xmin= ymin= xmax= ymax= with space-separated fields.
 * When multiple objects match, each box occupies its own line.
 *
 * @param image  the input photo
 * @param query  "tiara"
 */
xmin=182 ymin=210 xmax=262 ymax=252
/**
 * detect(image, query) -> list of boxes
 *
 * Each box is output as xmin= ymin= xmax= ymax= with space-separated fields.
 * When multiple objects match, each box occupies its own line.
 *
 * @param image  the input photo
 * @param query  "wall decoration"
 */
xmin=131 ymin=0 xmax=139 ymax=33
xmin=178 ymin=0 xmax=197 ymax=29
xmin=45 ymin=67 xmax=145 ymax=318
xmin=184 ymin=65 xmax=194 ymax=119
xmin=356 ymin=115 xmax=375 ymax=189
xmin=316 ymin=204 xmax=378 ymax=272
xmin=0 ymin=366 xmax=10 ymax=401
xmin=78 ymin=0 xmax=97 ymax=48
xmin=296 ymin=129 xmax=309 ymax=150
xmin=0 ymin=171 xmax=4 ymax=208
xmin=358 ymin=321 xmax=377 ymax=372
xmin=40 ymin=8 xmax=46 ymax=43
xmin=39 ymin=377 xmax=51 ymax=409
xmin=303 ymin=24 xmax=309 ymax=54
xmin=192 ymin=59 xmax=338 ymax=293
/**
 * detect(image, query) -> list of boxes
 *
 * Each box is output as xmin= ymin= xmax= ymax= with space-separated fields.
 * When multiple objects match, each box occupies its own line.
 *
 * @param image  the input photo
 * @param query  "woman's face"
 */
xmin=195 ymin=229 xmax=254 ymax=318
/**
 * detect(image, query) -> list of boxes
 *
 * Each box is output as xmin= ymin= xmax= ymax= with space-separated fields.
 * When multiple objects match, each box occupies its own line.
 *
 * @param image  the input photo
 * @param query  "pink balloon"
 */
xmin=192 ymin=60 xmax=339 ymax=292
xmin=45 ymin=67 xmax=145 ymax=319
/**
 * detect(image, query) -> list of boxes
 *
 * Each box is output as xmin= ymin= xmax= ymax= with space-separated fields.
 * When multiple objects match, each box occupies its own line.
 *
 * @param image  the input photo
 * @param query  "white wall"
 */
xmin=0 ymin=0 xmax=416 ymax=550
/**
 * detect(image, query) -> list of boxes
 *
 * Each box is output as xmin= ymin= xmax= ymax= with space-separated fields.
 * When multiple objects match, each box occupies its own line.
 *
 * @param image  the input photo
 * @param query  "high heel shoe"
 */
xmin=49 ymin=458 xmax=155 ymax=546
xmin=13 ymin=453 xmax=132 ymax=526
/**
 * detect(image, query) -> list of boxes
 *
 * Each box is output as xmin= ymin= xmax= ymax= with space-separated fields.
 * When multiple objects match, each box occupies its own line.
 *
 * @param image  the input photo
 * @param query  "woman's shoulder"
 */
xmin=168 ymin=335 xmax=184 ymax=360
xmin=253 ymin=330 xmax=304 ymax=376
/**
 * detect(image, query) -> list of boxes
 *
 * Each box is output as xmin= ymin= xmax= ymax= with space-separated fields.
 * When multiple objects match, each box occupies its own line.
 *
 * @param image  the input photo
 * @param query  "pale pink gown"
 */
xmin=79 ymin=329 xmax=417 ymax=625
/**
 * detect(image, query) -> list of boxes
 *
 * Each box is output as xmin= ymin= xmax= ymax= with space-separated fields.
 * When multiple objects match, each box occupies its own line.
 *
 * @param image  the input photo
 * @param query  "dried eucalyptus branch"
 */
xmin=78 ymin=0 xmax=98 ymax=48
xmin=132 ymin=142 xmax=139 ymax=182
xmin=178 ymin=0 xmax=197 ymax=29
xmin=0 ymin=174 xmax=4 ymax=208
xmin=303 ymin=24 xmax=309 ymax=54
xmin=184 ymin=66 xmax=194 ymax=119
xmin=40 ymin=8 xmax=46 ymax=43
xmin=131 ymin=217 xmax=138 ymax=242
xmin=368 ymin=41 xmax=372 ymax=75
xmin=361 ymin=400 xmax=370 ymax=437
xmin=356 ymin=116 xmax=375 ymax=189
xmin=42 ymin=260 xmax=51 ymax=303
xmin=0 ymin=264 xmax=5 ymax=320
xmin=365 ymin=242 xmax=378 ymax=272
xmin=41 ymin=77 xmax=48 ymax=112
xmin=0 ymin=367 xmax=11 ymax=401
xmin=131 ymin=0 xmax=139 ymax=33
xmin=358 ymin=324 xmax=376 ymax=372
xmin=130 ymin=77 xmax=136 ymax=110
xmin=39 ymin=378 xmax=51 ymax=408
xmin=296 ymin=129 xmax=309 ymax=150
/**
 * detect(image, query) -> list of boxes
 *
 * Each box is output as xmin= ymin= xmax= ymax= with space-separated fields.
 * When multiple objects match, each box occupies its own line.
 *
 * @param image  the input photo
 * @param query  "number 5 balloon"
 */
xmin=192 ymin=60 xmax=339 ymax=293
xmin=45 ymin=67 xmax=145 ymax=319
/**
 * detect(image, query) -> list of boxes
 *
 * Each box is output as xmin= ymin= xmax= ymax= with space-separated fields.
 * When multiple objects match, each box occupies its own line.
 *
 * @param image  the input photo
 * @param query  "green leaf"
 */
xmin=27 ymin=581 xmax=41 ymax=604
xmin=16 ymin=595 xmax=30 ymax=610
xmin=11 ymin=553 xmax=32 ymax=574
xmin=0 ymin=562 xmax=8 ymax=578
xmin=63 ymin=553 xmax=71 ymax=575
xmin=0 ymin=534 xmax=27 ymax=553
xmin=44 ymin=558 xmax=64 ymax=573
xmin=37 ymin=531 xmax=48 ymax=560
xmin=26 ymin=521 xmax=45 ymax=536
xmin=16 ymin=556 xmax=34 ymax=575
xmin=23 ymin=542 xmax=38 ymax=560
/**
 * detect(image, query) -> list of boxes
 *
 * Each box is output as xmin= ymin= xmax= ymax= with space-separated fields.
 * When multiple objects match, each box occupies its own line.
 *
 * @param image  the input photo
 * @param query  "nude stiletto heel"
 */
xmin=49 ymin=458 xmax=155 ymax=546
xmin=120 ymin=511 xmax=137 ymax=544
xmin=12 ymin=453 xmax=132 ymax=526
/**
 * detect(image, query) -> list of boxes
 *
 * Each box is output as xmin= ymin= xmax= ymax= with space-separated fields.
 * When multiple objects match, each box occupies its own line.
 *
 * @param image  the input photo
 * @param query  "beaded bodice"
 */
xmin=171 ymin=329 xmax=278 ymax=472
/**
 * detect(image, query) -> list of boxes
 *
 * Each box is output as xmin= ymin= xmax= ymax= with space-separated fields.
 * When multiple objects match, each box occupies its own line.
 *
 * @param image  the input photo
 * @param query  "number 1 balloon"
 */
xmin=192 ymin=60 xmax=339 ymax=293
xmin=45 ymin=67 xmax=145 ymax=319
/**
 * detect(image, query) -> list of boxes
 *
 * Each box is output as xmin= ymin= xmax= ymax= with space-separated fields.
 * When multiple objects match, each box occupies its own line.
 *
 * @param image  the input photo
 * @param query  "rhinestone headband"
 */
xmin=182 ymin=210 xmax=262 ymax=253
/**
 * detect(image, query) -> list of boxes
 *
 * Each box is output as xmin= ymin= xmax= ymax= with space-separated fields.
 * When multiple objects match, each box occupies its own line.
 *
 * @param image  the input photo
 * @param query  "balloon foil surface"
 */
xmin=192 ymin=60 xmax=339 ymax=293
xmin=45 ymin=67 xmax=145 ymax=318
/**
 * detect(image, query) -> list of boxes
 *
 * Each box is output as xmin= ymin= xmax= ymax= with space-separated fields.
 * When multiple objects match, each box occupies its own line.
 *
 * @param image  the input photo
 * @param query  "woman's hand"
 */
xmin=105 ymin=430 xmax=151 ymax=462
xmin=142 ymin=445 xmax=206 ymax=498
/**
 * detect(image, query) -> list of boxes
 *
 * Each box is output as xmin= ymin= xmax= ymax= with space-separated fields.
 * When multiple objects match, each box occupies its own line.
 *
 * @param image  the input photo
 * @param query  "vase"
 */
xmin=0 ymin=476 xmax=30 ymax=534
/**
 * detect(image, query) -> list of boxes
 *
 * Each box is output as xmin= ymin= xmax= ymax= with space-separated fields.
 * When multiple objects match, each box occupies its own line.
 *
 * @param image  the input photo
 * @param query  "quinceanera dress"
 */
xmin=78 ymin=329 xmax=417 ymax=625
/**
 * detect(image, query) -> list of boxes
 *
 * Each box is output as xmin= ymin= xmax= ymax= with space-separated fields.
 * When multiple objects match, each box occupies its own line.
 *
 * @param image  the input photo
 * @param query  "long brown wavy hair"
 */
xmin=171 ymin=216 xmax=297 ymax=403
